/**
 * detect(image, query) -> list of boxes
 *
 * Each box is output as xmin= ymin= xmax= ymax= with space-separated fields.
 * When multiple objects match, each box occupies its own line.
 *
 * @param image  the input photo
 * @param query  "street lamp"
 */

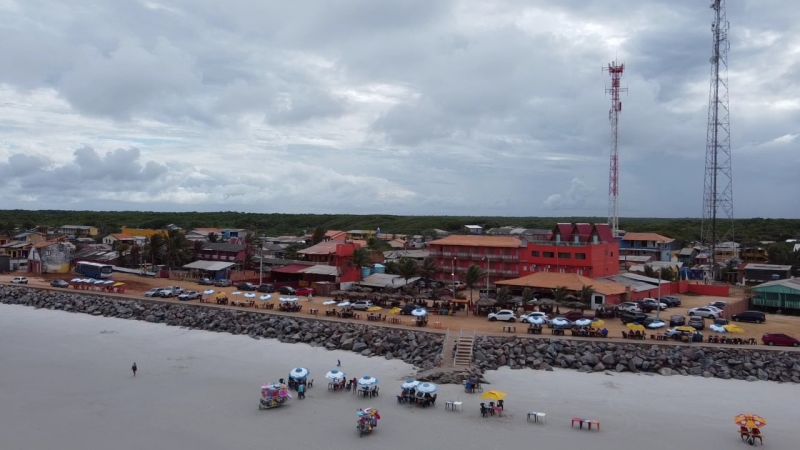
xmin=483 ymin=256 xmax=490 ymax=293
xmin=451 ymin=257 xmax=456 ymax=296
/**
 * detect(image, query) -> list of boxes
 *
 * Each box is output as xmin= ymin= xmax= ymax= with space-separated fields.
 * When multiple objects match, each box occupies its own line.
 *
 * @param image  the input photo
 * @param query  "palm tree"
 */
xmin=551 ymin=286 xmax=568 ymax=304
xmin=579 ymin=285 xmax=595 ymax=310
xmin=352 ymin=248 xmax=370 ymax=269
xmin=465 ymin=264 xmax=484 ymax=306
xmin=522 ymin=287 xmax=534 ymax=303
xmin=496 ymin=286 xmax=511 ymax=306
xmin=397 ymin=257 xmax=418 ymax=288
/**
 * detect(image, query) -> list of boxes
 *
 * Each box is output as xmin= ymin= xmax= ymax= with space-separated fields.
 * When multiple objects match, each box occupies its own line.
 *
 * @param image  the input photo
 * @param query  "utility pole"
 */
xmin=605 ymin=61 xmax=626 ymax=237
xmin=259 ymin=238 xmax=264 ymax=285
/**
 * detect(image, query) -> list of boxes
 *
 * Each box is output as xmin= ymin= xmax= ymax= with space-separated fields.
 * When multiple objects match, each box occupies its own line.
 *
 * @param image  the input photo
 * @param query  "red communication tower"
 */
xmin=605 ymin=61 xmax=626 ymax=236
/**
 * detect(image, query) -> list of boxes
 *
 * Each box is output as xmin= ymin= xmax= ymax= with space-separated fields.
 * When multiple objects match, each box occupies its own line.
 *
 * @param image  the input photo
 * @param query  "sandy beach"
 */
xmin=0 ymin=303 xmax=796 ymax=450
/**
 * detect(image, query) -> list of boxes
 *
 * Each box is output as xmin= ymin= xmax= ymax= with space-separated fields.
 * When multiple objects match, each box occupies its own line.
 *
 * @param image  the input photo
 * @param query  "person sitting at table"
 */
xmin=488 ymin=402 xmax=496 ymax=416
xmin=479 ymin=403 xmax=488 ymax=417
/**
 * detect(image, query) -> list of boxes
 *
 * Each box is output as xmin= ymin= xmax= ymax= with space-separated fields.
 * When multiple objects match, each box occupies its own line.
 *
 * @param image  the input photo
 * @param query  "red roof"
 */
xmin=271 ymin=264 xmax=310 ymax=274
xmin=553 ymin=223 xmax=614 ymax=244
xmin=428 ymin=235 xmax=523 ymax=248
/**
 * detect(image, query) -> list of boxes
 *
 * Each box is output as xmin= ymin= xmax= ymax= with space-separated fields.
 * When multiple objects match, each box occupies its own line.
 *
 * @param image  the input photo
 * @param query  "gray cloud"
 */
xmin=0 ymin=0 xmax=797 ymax=217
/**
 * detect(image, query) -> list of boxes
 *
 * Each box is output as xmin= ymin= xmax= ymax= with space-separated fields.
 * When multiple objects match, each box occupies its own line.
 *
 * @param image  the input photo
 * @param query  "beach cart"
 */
xmin=356 ymin=407 xmax=381 ymax=436
xmin=258 ymin=383 xmax=291 ymax=410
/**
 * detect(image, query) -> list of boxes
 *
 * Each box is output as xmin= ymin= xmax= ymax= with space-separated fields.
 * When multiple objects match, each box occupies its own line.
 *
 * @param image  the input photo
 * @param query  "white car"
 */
xmin=488 ymin=309 xmax=517 ymax=322
xmin=10 ymin=276 xmax=29 ymax=284
xmin=705 ymin=305 xmax=723 ymax=314
xmin=688 ymin=307 xmax=720 ymax=319
xmin=144 ymin=288 xmax=160 ymax=297
xmin=616 ymin=302 xmax=641 ymax=313
xmin=350 ymin=300 xmax=374 ymax=311
xmin=520 ymin=312 xmax=549 ymax=324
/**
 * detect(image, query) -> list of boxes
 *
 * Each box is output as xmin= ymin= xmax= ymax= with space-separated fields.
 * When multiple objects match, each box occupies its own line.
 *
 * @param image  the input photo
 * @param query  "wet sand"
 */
xmin=0 ymin=304 xmax=796 ymax=450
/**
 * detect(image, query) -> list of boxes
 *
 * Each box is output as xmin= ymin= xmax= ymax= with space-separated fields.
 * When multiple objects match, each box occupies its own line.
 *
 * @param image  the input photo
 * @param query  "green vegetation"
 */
xmin=0 ymin=210 xmax=797 ymax=245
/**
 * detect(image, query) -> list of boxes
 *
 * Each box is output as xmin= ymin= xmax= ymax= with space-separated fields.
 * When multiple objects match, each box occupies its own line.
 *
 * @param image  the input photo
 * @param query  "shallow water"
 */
xmin=0 ymin=304 xmax=796 ymax=450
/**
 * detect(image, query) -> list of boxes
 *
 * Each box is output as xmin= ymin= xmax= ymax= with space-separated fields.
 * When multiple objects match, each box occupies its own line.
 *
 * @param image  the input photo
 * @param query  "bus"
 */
xmin=75 ymin=261 xmax=114 ymax=279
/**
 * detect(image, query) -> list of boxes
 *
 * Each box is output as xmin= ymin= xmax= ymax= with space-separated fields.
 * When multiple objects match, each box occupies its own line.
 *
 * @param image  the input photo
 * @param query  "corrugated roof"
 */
xmin=428 ymin=235 xmax=523 ymax=248
xmin=744 ymin=263 xmax=792 ymax=271
xmin=496 ymin=272 xmax=627 ymax=296
xmin=752 ymin=278 xmax=800 ymax=291
xmin=622 ymin=232 xmax=675 ymax=244
xmin=300 ymin=265 xmax=340 ymax=276
xmin=202 ymin=242 xmax=245 ymax=252
xmin=297 ymin=241 xmax=341 ymax=255
xmin=604 ymin=275 xmax=657 ymax=293
xmin=271 ymin=264 xmax=310 ymax=274
xmin=359 ymin=273 xmax=420 ymax=289
xmin=183 ymin=260 xmax=235 ymax=271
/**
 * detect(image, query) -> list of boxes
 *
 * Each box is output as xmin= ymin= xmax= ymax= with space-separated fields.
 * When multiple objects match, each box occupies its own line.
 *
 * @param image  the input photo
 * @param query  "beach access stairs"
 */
xmin=450 ymin=330 xmax=475 ymax=367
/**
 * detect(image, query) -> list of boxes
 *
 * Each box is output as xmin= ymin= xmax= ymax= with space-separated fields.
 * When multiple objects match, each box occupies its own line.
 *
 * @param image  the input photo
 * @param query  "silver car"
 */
xmin=688 ymin=307 xmax=720 ymax=319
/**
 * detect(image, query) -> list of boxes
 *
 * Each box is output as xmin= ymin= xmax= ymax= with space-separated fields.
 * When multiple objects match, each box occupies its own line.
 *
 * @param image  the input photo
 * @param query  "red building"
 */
xmin=428 ymin=223 xmax=619 ymax=285
xmin=297 ymin=240 xmax=363 ymax=283
xmin=198 ymin=243 xmax=247 ymax=268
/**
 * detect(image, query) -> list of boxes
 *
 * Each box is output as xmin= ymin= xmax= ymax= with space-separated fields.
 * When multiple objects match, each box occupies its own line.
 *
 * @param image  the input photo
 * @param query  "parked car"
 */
xmin=642 ymin=316 xmax=666 ymax=329
xmin=640 ymin=298 xmax=667 ymax=311
xmin=198 ymin=278 xmax=214 ymax=285
xmin=296 ymin=287 xmax=315 ymax=297
xmin=257 ymin=283 xmax=275 ymax=293
xmin=50 ymin=279 xmax=69 ymax=288
xmin=616 ymin=302 xmax=641 ymax=313
xmin=237 ymin=282 xmax=257 ymax=291
xmin=762 ymin=333 xmax=799 ymax=347
xmin=278 ymin=286 xmax=296 ymax=295
xmin=170 ymin=286 xmax=185 ymax=295
xmin=688 ymin=316 xmax=705 ymax=330
xmin=399 ymin=303 xmax=418 ymax=315
xmin=350 ymin=300 xmax=374 ymax=311
xmin=488 ymin=309 xmax=517 ymax=322
xmin=732 ymin=310 xmax=766 ymax=324
xmin=178 ymin=291 xmax=201 ymax=301
xmin=158 ymin=288 xmax=178 ymax=298
xmin=520 ymin=312 xmax=549 ymax=324
xmin=10 ymin=276 xmax=28 ymax=284
xmin=669 ymin=315 xmax=686 ymax=327
xmin=709 ymin=300 xmax=728 ymax=310
xmin=660 ymin=296 xmax=682 ymax=307
xmin=688 ymin=307 xmax=720 ymax=319
xmin=619 ymin=310 xmax=647 ymax=324
xmin=704 ymin=305 xmax=723 ymax=315
xmin=144 ymin=288 xmax=160 ymax=297
xmin=563 ymin=310 xmax=590 ymax=322
xmin=214 ymin=279 xmax=232 ymax=287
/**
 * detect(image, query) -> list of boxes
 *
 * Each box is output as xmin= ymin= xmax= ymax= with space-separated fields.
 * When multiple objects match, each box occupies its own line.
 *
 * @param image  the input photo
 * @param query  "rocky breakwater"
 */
xmin=0 ymin=286 xmax=444 ymax=370
xmin=475 ymin=336 xmax=800 ymax=383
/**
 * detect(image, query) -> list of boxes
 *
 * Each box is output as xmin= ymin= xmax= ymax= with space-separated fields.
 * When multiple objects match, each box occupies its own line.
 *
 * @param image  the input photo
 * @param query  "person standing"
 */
xmin=131 ymin=362 xmax=137 ymax=377
xmin=337 ymin=359 xmax=341 ymax=367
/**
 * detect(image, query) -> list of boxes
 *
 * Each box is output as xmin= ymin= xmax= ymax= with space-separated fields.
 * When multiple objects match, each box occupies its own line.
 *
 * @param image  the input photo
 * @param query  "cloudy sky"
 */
xmin=0 ymin=0 xmax=797 ymax=217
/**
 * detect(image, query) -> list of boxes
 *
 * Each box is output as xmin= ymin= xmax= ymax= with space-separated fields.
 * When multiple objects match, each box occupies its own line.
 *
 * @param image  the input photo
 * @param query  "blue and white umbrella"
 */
xmin=574 ymin=318 xmax=593 ymax=327
xmin=281 ymin=297 xmax=299 ymax=303
xmin=289 ymin=367 xmax=309 ymax=380
xmin=646 ymin=320 xmax=666 ymax=329
xmin=527 ymin=316 xmax=546 ymax=325
xmin=232 ymin=291 xmax=242 ymax=296
xmin=259 ymin=294 xmax=271 ymax=300
xmin=401 ymin=379 xmax=420 ymax=390
xmin=323 ymin=300 xmax=337 ymax=305
xmin=710 ymin=324 xmax=727 ymax=333
xmin=358 ymin=375 xmax=378 ymax=387
xmin=244 ymin=293 xmax=256 ymax=298
xmin=203 ymin=289 xmax=215 ymax=295
xmin=551 ymin=318 xmax=571 ymax=327
xmin=411 ymin=308 xmax=428 ymax=317
xmin=416 ymin=382 xmax=438 ymax=394
xmin=325 ymin=369 xmax=345 ymax=381
xmin=337 ymin=301 xmax=351 ymax=307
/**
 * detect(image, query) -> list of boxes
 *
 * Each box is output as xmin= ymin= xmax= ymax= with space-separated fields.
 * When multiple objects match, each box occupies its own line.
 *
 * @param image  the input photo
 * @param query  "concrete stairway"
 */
xmin=452 ymin=331 xmax=475 ymax=367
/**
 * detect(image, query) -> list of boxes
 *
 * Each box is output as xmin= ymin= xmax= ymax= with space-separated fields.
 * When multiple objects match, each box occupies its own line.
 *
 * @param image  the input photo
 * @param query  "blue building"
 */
xmin=619 ymin=232 xmax=677 ymax=262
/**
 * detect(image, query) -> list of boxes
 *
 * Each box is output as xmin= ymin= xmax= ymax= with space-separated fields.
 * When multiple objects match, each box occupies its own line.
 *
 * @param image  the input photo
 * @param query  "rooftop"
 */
xmin=297 ymin=240 xmax=357 ymax=256
xmin=752 ymin=278 xmax=800 ymax=292
xmin=202 ymin=242 xmax=245 ymax=252
xmin=183 ymin=260 xmax=236 ymax=271
xmin=428 ymin=235 xmax=523 ymax=248
xmin=359 ymin=273 xmax=420 ymax=289
xmin=744 ymin=263 xmax=793 ymax=271
xmin=621 ymin=232 xmax=675 ymax=244
xmin=496 ymin=272 xmax=627 ymax=296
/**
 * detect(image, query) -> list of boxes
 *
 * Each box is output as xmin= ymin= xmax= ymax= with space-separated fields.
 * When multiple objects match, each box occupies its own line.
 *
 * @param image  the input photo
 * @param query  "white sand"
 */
xmin=0 ymin=304 xmax=796 ymax=450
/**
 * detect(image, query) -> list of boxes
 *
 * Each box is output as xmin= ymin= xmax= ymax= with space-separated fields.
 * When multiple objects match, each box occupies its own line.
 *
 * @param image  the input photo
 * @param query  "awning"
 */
xmin=183 ymin=260 xmax=236 ymax=271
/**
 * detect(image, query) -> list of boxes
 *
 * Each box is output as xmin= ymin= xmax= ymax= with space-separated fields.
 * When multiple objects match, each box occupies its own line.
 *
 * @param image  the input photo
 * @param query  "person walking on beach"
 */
xmin=337 ymin=359 xmax=341 ymax=367
xmin=131 ymin=362 xmax=137 ymax=377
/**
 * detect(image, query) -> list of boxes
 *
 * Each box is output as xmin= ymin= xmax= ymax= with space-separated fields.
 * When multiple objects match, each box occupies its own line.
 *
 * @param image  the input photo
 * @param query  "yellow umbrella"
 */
xmin=725 ymin=324 xmax=745 ymax=334
xmin=626 ymin=323 xmax=645 ymax=332
xmin=481 ymin=390 xmax=507 ymax=401
xmin=735 ymin=414 xmax=767 ymax=428
xmin=367 ymin=306 xmax=383 ymax=312
xmin=674 ymin=326 xmax=697 ymax=333
xmin=215 ymin=293 xmax=227 ymax=300
xmin=388 ymin=307 xmax=401 ymax=315
xmin=591 ymin=319 xmax=605 ymax=328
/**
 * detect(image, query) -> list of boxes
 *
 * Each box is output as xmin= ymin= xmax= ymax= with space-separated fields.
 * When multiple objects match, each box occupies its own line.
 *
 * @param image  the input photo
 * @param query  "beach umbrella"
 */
xmin=215 ymin=293 xmax=227 ymax=300
xmin=71 ymin=278 xmax=81 ymax=283
xmin=358 ymin=375 xmax=378 ymax=387
xmin=281 ymin=297 xmax=298 ymax=303
xmin=232 ymin=291 xmax=242 ymax=296
xmin=674 ymin=326 xmax=697 ymax=334
xmin=574 ymin=318 xmax=593 ymax=327
xmin=337 ymin=301 xmax=351 ymax=307
xmin=259 ymin=294 xmax=272 ymax=301
xmin=325 ymin=369 xmax=345 ymax=381
xmin=289 ymin=367 xmax=309 ymax=380
xmin=323 ymin=300 xmax=337 ymax=305
xmin=416 ymin=382 xmax=438 ymax=394
xmin=591 ymin=319 xmax=606 ymax=328
xmin=551 ymin=318 xmax=571 ymax=327
xmin=388 ymin=307 xmax=402 ymax=315
xmin=735 ymin=414 xmax=767 ymax=429
xmin=710 ymin=324 xmax=727 ymax=333
xmin=401 ymin=379 xmax=420 ymax=390
xmin=203 ymin=289 xmax=215 ymax=295
xmin=626 ymin=323 xmax=646 ymax=332
xmin=411 ymin=308 xmax=428 ymax=317
xmin=527 ymin=317 xmax=546 ymax=325
xmin=646 ymin=320 xmax=666 ymax=329
xmin=725 ymin=324 xmax=745 ymax=334
xmin=244 ymin=293 xmax=256 ymax=298
xmin=367 ymin=306 xmax=382 ymax=312
xmin=481 ymin=390 xmax=507 ymax=401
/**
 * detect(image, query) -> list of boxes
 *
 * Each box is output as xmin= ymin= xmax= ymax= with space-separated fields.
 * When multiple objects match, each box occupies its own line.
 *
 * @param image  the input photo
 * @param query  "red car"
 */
xmin=762 ymin=333 xmax=799 ymax=347
xmin=296 ymin=287 xmax=315 ymax=296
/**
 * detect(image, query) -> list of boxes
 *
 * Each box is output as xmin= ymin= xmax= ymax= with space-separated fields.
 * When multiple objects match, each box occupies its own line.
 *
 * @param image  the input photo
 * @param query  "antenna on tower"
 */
xmin=604 ymin=61 xmax=626 ymax=237
xmin=701 ymin=0 xmax=734 ymax=280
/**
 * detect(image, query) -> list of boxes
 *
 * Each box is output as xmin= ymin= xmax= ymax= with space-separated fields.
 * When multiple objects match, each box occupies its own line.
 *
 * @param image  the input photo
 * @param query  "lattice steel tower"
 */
xmin=701 ymin=0 xmax=734 ymax=271
xmin=606 ymin=61 xmax=625 ymax=236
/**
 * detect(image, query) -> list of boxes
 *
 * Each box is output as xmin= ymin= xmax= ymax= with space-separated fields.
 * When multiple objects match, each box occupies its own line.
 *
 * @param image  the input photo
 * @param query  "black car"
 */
xmin=257 ymin=283 xmax=275 ymax=293
xmin=278 ymin=286 xmax=296 ymax=295
xmin=399 ymin=303 xmax=418 ymax=315
xmin=619 ymin=311 xmax=647 ymax=324
xmin=731 ymin=310 xmax=766 ymax=324
xmin=709 ymin=301 xmax=728 ymax=310
xmin=669 ymin=315 xmax=686 ymax=327
xmin=198 ymin=277 xmax=214 ymax=285
xmin=237 ymin=282 xmax=257 ymax=291
xmin=50 ymin=279 xmax=70 ymax=288
xmin=660 ymin=296 xmax=682 ymax=307
xmin=688 ymin=316 xmax=705 ymax=330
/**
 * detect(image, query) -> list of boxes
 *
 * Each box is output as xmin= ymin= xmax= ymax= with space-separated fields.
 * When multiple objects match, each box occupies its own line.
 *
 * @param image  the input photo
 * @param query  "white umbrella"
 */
xmin=357 ymin=375 xmax=378 ymax=387
xmin=411 ymin=308 xmax=428 ymax=317
xmin=416 ymin=382 xmax=438 ymax=394
xmin=527 ymin=317 xmax=546 ymax=325
xmin=259 ymin=294 xmax=271 ymax=301
xmin=710 ymin=324 xmax=727 ymax=333
xmin=289 ymin=367 xmax=309 ymax=379
xmin=575 ymin=318 xmax=593 ymax=327
xmin=244 ymin=293 xmax=256 ymax=298
xmin=203 ymin=289 xmax=215 ymax=295
xmin=551 ymin=318 xmax=571 ymax=327
xmin=232 ymin=291 xmax=242 ymax=296
xmin=401 ymin=379 xmax=420 ymax=390
xmin=337 ymin=301 xmax=351 ymax=307
xmin=323 ymin=300 xmax=337 ymax=305
xmin=646 ymin=320 xmax=666 ymax=329
xmin=325 ymin=369 xmax=345 ymax=381
xmin=70 ymin=278 xmax=81 ymax=283
xmin=281 ymin=297 xmax=298 ymax=303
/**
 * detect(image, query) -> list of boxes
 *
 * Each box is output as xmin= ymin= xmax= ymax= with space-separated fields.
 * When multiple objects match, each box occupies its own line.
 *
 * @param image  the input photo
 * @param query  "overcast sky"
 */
xmin=0 ymin=0 xmax=797 ymax=218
